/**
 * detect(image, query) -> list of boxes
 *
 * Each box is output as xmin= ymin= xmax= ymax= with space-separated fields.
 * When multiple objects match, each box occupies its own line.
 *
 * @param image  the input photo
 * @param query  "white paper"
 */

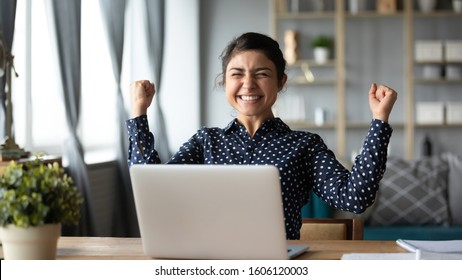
xmin=396 ymin=239 xmax=462 ymax=253
xmin=341 ymin=253 xmax=416 ymax=260
xmin=342 ymin=251 xmax=462 ymax=260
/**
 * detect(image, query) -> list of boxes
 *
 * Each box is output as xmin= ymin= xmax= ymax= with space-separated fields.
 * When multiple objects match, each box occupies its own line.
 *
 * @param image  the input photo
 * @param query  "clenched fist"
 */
xmin=368 ymin=83 xmax=398 ymax=123
xmin=130 ymin=80 xmax=155 ymax=118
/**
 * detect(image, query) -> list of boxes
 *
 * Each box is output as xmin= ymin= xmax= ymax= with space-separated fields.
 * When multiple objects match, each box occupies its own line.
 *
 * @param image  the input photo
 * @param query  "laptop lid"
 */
xmin=129 ymin=164 xmax=307 ymax=260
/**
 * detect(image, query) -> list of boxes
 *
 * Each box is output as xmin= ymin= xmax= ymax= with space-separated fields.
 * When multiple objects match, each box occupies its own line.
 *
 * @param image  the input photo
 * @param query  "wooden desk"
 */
xmin=52 ymin=237 xmax=406 ymax=260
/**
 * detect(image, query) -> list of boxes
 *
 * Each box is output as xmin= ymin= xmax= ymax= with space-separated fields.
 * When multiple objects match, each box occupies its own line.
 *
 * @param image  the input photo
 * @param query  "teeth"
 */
xmin=240 ymin=95 xmax=259 ymax=101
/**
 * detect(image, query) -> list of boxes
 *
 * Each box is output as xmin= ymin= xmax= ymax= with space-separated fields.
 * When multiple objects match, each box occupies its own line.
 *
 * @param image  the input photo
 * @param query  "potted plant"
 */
xmin=311 ymin=35 xmax=333 ymax=64
xmin=0 ymin=155 xmax=84 ymax=259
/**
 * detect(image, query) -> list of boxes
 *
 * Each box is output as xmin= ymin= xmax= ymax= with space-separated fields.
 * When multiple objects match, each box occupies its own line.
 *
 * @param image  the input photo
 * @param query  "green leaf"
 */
xmin=0 ymin=155 xmax=84 ymax=227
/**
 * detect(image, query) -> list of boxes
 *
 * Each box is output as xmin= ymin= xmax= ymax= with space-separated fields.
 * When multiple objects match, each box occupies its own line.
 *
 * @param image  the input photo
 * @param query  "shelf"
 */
xmin=285 ymin=121 xmax=336 ymax=130
xmin=345 ymin=11 xmax=404 ymax=19
xmin=415 ymin=123 xmax=462 ymax=128
xmin=415 ymin=61 xmax=462 ymax=65
xmin=413 ymin=11 xmax=462 ymax=18
xmin=414 ymin=79 xmax=462 ymax=84
xmin=346 ymin=122 xmax=405 ymax=129
xmin=286 ymin=59 xmax=336 ymax=86
xmin=276 ymin=12 xmax=335 ymax=20
xmin=288 ymin=77 xmax=336 ymax=86
xmin=287 ymin=59 xmax=335 ymax=67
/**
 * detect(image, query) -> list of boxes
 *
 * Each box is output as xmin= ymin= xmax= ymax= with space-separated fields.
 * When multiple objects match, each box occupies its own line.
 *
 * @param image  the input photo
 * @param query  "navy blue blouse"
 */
xmin=126 ymin=116 xmax=392 ymax=239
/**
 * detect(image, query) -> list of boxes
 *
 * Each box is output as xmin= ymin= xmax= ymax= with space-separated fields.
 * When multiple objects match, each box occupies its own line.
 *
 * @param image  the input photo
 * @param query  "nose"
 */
xmin=242 ymin=74 xmax=256 ymax=89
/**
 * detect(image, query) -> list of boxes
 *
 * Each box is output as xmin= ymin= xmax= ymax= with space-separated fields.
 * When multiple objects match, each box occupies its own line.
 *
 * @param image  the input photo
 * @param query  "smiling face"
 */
xmin=225 ymin=50 xmax=287 ymax=124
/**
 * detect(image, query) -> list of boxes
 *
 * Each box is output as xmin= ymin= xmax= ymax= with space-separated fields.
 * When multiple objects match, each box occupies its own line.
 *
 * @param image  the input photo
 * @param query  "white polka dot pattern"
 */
xmin=126 ymin=116 xmax=393 ymax=239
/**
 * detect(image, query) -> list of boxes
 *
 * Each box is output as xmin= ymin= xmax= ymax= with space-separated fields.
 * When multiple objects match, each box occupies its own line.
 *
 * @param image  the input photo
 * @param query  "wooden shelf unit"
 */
xmin=271 ymin=0 xmax=462 ymax=160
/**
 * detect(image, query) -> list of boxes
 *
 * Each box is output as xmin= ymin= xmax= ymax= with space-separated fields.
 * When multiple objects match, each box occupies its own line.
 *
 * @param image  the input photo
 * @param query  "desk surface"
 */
xmin=51 ymin=237 xmax=406 ymax=260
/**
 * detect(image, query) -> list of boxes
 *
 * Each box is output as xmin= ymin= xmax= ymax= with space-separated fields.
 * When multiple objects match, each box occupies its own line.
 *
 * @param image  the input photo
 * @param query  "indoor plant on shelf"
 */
xmin=311 ymin=35 xmax=333 ymax=64
xmin=0 ymin=155 xmax=84 ymax=259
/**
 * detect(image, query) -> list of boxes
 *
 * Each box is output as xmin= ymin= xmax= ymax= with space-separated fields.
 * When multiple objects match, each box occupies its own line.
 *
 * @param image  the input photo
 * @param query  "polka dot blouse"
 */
xmin=126 ymin=116 xmax=392 ymax=240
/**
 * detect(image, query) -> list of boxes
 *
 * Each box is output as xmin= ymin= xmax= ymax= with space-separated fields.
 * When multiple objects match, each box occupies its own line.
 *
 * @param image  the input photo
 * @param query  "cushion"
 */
xmin=442 ymin=153 xmax=462 ymax=225
xmin=368 ymin=157 xmax=450 ymax=226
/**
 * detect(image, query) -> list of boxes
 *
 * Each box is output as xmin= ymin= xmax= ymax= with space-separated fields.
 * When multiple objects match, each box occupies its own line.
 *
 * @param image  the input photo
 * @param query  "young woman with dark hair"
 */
xmin=126 ymin=32 xmax=398 ymax=239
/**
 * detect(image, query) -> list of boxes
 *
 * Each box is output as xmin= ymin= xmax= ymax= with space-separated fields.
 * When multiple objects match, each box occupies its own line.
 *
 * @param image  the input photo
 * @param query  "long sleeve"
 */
xmin=126 ymin=115 xmax=161 ymax=165
xmin=310 ymin=119 xmax=392 ymax=214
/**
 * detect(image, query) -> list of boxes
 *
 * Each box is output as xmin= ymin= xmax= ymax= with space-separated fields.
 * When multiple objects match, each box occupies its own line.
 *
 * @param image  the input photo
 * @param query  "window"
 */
xmin=12 ymin=0 xmax=117 ymax=163
xmin=11 ymin=0 xmax=201 ymax=163
xmin=80 ymin=0 xmax=118 ymax=163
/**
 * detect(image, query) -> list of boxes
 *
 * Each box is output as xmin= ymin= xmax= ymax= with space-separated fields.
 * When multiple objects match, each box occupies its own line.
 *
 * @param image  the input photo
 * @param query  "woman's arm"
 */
xmin=311 ymin=119 xmax=393 ymax=214
xmin=312 ymin=83 xmax=397 ymax=213
xmin=126 ymin=115 xmax=161 ymax=165
xmin=126 ymin=80 xmax=162 ymax=166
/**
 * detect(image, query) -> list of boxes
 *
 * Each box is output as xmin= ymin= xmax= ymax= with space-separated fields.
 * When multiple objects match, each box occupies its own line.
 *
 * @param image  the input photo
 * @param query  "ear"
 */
xmin=278 ymin=74 xmax=288 ymax=91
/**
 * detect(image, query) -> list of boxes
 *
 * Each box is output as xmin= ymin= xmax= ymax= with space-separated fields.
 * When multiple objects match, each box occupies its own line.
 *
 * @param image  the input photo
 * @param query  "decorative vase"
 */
xmin=454 ymin=0 xmax=462 ymax=13
xmin=349 ymin=0 xmax=365 ymax=14
xmin=284 ymin=30 xmax=299 ymax=65
xmin=0 ymin=223 xmax=61 ymax=260
xmin=314 ymin=0 xmax=325 ymax=12
xmin=313 ymin=47 xmax=329 ymax=64
xmin=417 ymin=0 xmax=436 ymax=13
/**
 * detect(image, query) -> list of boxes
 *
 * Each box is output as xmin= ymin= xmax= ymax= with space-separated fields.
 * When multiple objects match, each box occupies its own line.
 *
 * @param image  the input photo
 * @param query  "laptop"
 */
xmin=129 ymin=164 xmax=308 ymax=260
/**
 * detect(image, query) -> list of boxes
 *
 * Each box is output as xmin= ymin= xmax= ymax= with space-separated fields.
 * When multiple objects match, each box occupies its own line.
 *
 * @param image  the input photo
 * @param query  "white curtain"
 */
xmin=46 ymin=0 xmax=95 ymax=236
xmin=144 ymin=0 xmax=171 ymax=162
xmin=99 ymin=0 xmax=140 ymax=237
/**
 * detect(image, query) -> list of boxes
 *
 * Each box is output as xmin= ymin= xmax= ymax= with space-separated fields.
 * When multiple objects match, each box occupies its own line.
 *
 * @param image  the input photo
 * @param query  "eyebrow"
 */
xmin=228 ymin=67 xmax=273 ymax=72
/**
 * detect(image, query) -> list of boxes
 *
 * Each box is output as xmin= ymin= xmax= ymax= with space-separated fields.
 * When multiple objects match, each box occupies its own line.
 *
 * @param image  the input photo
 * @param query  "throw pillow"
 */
xmin=368 ymin=157 xmax=450 ymax=226
xmin=442 ymin=153 xmax=462 ymax=225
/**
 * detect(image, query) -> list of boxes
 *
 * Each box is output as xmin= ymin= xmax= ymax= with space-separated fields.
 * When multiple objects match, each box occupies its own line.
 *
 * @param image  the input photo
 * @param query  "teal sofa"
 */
xmin=303 ymin=154 xmax=462 ymax=241
xmin=303 ymin=193 xmax=462 ymax=240
xmin=363 ymin=226 xmax=462 ymax=240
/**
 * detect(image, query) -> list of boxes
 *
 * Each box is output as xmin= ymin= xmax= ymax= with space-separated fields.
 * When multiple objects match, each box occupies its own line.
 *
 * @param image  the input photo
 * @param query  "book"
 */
xmin=396 ymin=239 xmax=462 ymax=254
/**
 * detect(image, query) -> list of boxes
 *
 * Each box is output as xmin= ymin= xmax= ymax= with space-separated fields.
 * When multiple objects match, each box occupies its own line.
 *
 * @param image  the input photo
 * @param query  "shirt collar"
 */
xmin=223 ymin=118 xmax=291 ymax=134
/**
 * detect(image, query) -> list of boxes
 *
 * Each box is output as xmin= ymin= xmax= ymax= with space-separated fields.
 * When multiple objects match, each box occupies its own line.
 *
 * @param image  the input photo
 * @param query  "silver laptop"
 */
xmin=129 ymin=164 xmax=308 ymax=260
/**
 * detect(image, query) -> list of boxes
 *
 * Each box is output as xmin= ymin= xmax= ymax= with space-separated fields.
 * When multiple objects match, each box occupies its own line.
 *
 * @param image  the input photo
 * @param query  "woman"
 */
xmin=126 ymin=32 xmax=398 ymax=239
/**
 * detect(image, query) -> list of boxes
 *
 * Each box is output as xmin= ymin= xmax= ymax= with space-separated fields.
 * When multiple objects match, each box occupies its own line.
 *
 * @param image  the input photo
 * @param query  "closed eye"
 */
xmin=228 ymin=68 xmax=244 ymax=77
xmin=255 ymin=67 xmax=273 ymax=78
xmin=256 ymin=72 xmax=270 ymax=77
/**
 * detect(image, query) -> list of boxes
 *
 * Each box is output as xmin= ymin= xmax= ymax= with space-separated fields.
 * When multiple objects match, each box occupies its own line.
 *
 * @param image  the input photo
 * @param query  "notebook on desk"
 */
xmin=129 ymin=164 xmax=308 ymax=260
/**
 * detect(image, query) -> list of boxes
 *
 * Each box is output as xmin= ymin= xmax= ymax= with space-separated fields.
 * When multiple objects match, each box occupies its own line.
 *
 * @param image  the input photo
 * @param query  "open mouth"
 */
xmin=239 ymin=95 xmax=261 ymax=101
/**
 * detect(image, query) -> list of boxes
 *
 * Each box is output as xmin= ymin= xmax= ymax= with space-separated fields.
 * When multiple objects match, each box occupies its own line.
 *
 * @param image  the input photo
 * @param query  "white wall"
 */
xmin=200 ymin=0 xmax=271 ymax=128
xmin=160 ymin=0 xmax=271 ymax=150
xmin=162 ymin=0 xmax=200 ymax=151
